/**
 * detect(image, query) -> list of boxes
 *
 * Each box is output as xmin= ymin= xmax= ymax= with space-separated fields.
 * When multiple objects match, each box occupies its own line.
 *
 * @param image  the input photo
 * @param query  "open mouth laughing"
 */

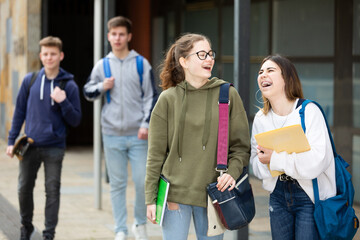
xmin=261 ymin=81 xmax=272 ymax=88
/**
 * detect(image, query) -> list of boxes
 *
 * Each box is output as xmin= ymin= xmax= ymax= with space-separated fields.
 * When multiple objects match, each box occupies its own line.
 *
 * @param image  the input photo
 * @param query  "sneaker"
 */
xmin=20 ymin=226 xmax=35 ymax=240
xmin=115 ymin=231 xmax=127 ymax=240
xmin=131 ymin=224 xmax=148 ymax=240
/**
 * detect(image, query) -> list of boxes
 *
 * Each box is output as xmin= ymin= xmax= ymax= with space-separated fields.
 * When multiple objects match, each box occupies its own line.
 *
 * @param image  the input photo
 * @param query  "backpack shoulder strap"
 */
xmin=136 ymin=55 xmax=144 ymax=98
xmin=299 ymin=100 xmax=337 ymax=203
xmin=299 ymin=99 xmax=337 ymax=157
xmin=27 ymin=71 xmax=40 ymax=96
xmin=58 ymin=80 xmax=68 ymax=90
xmin=28 ymin=71 xmax=67 ymax=95
xmin=102 ymin=57 xmax=111 ymax=103
xmin=102 ymin=56 xmax=144 ymax=102
xmin=295 ymin=98 xmax=305 ymax=109
xmin=103 ymin=57 xmax=111 ymax=78
xmin=136 ymin=55 xmax=144 ymax=85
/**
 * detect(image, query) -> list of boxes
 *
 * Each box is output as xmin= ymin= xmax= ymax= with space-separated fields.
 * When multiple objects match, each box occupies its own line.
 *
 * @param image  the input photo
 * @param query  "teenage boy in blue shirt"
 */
xmin=6 ymin=36 xmax=82 ymax=240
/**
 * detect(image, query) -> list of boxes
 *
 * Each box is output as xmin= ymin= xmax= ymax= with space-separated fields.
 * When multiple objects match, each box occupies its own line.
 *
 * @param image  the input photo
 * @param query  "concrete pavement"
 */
xmin=0 ymin=140 xmax=358 ymax=239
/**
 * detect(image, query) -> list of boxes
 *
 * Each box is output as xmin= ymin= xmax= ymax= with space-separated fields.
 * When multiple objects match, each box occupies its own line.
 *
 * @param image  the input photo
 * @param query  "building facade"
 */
xmin=1 ymin=0 xmax=359 ymax=203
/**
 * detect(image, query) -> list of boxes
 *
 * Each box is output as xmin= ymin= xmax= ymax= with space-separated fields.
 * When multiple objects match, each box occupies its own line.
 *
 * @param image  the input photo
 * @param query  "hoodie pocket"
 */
xmin=27 ymin=122 xmax=57 ymax=143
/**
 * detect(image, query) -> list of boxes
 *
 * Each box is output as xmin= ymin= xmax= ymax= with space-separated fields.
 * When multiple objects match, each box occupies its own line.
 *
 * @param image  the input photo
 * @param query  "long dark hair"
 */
xmin=260 ymin=55 xmax=304 ymax=114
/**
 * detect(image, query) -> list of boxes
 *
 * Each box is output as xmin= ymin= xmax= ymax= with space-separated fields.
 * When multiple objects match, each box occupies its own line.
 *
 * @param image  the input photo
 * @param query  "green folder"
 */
xmin=156 ymin=175 xmax=170 ymax=226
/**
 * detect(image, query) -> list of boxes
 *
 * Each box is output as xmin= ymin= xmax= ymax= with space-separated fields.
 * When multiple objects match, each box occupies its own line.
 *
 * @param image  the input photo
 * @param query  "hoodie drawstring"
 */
xmin=40 ymin=74 xmax=55 ymax=106
xmin=50 ymin=79 xmax=54 ymax=106
xmin=178 ymin=82 xmax=188 ymax=162
xmin=202 ymin=89 xmax=213 ymax=150
xmin=177 ymin=83 xmax=214 ymax=161
xmin=40 ymin=74 xmax=45 ymax=101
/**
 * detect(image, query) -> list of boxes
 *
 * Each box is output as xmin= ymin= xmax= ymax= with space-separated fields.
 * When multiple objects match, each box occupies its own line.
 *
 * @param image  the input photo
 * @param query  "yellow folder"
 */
xmin=254 ymin=124 xmax=311 ymax=177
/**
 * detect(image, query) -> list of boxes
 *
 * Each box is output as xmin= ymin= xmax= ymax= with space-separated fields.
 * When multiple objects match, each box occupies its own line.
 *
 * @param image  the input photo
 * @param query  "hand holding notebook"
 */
xmin=254 ymin=124 xmax=311 ymax=177
xmin=156 ymin=175 xmax=170 ymax=226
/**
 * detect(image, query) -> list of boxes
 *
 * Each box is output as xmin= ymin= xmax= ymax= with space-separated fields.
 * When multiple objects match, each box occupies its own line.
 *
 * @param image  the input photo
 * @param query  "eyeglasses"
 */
xmin=186 ymin=50 xmax=216 ymax=60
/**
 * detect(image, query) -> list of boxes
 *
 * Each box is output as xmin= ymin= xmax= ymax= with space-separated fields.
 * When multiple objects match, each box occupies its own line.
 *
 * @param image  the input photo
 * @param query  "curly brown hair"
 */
xmin=159 ymin=33 xmax=211 ymax=90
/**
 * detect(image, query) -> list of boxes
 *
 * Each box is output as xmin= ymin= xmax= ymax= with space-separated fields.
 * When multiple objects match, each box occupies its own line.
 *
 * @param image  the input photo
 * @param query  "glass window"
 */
xmin=220 ymin=6 xmax=234 ymax=81
xmin=249 ymin=63 xmax=262 ymax=117
xmin=272 ymin=0 xmax=334 ymax=56
xmin=249 ymin=0 xmax=269 ymax=117
xmin=182 ymin=8 xmax=218 ymax=52
xmin=166 ymin=12 xmax=176 ymax=47
xmin=354 ymin=63 xmax=360 ymax=128
xmin=222 ymin=63 xmax=234 ymax=84
xmin=295 ymin=63 xmax=334 ymax=126
xmin=354 ymin=0 xmax=360 ymax=55
xmin=212 ymin=62 xmax=218 ymax=78
xmin=353 ymin=135 xmax=360 ymax=203
xmin=222 ymin=6 xmax=234 ymax=56
xmin=251 ymin=0 xmax=269 ymax=56
xmin=152 ymin=17 xmax=165 ymax=87
xmin=183 ymin=7 xmax=219 ymax=77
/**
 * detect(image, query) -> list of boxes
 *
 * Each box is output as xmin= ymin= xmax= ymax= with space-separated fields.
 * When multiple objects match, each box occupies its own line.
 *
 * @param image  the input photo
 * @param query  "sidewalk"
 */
xmin=0 ymin=140 xmax=358 ymax=240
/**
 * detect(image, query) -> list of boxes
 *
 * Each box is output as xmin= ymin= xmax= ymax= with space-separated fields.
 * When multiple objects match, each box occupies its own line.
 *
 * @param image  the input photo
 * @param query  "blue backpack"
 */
xmin=299 ymin=99 xmax=359 ymax=240
xmin=103 ymin=55 xmax=144 ymax=103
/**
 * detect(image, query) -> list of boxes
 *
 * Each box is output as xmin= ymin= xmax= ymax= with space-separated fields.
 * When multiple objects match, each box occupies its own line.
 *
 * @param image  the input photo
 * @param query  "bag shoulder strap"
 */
xmin=295 ymin=98 xmax=305 ymax=109
xmin=103 ymin=56 xmax=145 ymax=102
xmin=216 ymin=83 xmax=231 ymax=173
xmin=103 ymin=57 xmax=112 ymax=78
xmin=103 ymin=57 xmax=111 ymax=103
xmin=299 ymin=99 xmax=337 ymax=203
xmin=27 ymin=71 xmax=40 ymax=96
xmin=299 ymin=99 xmax=337 ymax=157
xmin=136 ymin=55 xmax=145 ymax=97
xmin=58 ymin=80 xmax=68 ymax=90
xmin=28 ymin=71 xmax=67 ymax=95
xmin=136 ymin=55 xmax=144 ymax=85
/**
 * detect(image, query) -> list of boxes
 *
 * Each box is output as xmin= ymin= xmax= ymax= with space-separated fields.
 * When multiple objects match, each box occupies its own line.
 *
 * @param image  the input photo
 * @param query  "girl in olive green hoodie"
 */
xmin=145 ymin=33 xmax=250 ymax=239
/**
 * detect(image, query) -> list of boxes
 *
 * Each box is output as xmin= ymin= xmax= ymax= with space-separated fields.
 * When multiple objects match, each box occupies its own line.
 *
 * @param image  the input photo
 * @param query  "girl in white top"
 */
xmin=250 ymin=55 xmax=336 ymax=240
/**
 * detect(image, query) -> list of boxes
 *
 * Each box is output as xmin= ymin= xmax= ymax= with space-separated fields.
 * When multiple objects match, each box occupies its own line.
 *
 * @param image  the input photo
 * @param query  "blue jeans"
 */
xmin=102 ymin=134 xmax=148 ymax=234
xmin=18 ymin=146 xmax=65 ymax=238
xmin=269 ymin=179 xmax=320 ymax=240
xmin=162 ymin=203 xmax=224 ymax=240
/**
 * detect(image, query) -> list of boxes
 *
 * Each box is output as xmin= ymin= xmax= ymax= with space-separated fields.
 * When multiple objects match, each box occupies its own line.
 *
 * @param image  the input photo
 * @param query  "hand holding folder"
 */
xmin=254 ymin=124 xmax=311 ymax=177
xmin=156 ymin=175 xmax=170 ymax=226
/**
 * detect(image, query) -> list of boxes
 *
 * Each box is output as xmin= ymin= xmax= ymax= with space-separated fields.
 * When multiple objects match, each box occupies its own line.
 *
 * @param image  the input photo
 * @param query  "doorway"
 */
xmin=42 ymin=0 xmax=94 ymax=145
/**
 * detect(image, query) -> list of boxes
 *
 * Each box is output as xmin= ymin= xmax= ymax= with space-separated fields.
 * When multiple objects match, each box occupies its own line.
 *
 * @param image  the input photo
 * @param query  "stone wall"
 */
xmin=0 ymin=0 xmax=41 ymax=140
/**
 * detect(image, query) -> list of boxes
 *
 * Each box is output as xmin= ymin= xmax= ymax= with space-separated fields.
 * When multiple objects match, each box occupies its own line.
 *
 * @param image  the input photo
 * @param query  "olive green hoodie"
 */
xmin=145 ymin=78 xmax=250 ymax=208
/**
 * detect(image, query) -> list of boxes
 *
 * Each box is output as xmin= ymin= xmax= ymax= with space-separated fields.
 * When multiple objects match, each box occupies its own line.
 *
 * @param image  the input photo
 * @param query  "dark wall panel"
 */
xmin=43 ymin=0 xmax=94 ymax=145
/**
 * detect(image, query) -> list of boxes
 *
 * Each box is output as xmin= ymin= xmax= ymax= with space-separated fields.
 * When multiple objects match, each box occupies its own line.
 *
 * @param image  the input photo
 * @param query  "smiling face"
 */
xmin=257 ymin=60 xmax=286 ymax=100
xmin=180 ymin=40 xmax=214 ymax=84
xmin=39 ymin=46 xmax=64 ymax=72
xmin=107 ymin=26 xmax=132 ymax=53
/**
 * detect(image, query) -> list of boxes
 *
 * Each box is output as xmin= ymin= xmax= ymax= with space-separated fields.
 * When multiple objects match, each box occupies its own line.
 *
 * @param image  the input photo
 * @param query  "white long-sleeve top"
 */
xmin=250 ymin=99 xmax=336 ymax=203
